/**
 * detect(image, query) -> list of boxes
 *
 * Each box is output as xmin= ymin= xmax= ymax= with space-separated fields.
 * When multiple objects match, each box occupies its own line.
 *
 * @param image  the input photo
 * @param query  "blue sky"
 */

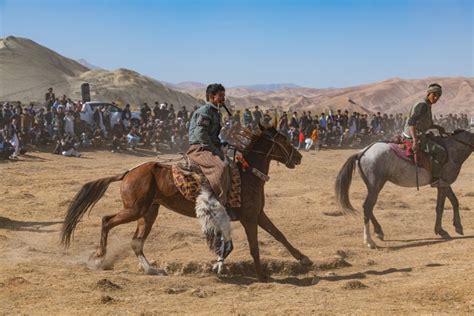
xmin=0 ymin=0 xmax=472 ymax=87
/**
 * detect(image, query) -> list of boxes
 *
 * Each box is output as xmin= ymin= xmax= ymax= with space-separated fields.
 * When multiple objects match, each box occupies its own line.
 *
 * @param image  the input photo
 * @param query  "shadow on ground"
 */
xmin=0 ymin=216 xmax=62 ymax=233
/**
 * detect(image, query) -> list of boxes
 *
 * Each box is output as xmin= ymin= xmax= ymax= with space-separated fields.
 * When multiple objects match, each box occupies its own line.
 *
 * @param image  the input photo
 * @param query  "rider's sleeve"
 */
xmin=407 ymin=102 xmax=428 ymax=126
xmin=194 ymin=113 xmax=220 ymax=154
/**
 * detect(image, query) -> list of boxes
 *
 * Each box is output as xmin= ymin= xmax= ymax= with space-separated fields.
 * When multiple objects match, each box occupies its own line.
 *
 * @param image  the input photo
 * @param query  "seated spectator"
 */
xmin=0 ymin=131 xmax=15 ymax=159
xmin=110 ymin=124 xmax=126 ymax=153
xmin=92 ymin=127 xmax=104 ymax=147
xmin=127 ymin=126 xmax=140 ymax=150
xmin=80 ymin=132 xmax=92 ymax=148
xmin=61 ymin=135 xmax=81 ymax=157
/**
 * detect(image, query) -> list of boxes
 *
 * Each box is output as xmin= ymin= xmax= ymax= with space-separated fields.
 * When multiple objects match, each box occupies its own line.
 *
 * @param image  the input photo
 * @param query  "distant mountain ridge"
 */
xmin=76 ymin=58 xmax=102 ymax=70
xmin=183 ymin=77 xmax=473 ymax=115
xmin=0 ymin=36 xmax=471 ymax=115
xmin=233 ymin=83 xmax=303 ymax=91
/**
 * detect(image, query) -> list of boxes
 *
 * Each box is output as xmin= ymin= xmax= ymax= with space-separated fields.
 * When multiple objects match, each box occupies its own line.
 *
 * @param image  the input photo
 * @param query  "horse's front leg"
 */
xmin=241 ymin=219 xmax=269 ymax=282
xmin=446 ymin=186 xmax=463 ymax=235
xmin=258 ymin=210 xmax=312 ymax=265
xmin=434 ymin=187 xmax=451 ymax=239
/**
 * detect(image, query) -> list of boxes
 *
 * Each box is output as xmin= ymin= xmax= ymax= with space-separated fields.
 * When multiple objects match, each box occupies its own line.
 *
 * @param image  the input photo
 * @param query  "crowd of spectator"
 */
xmin=0 ymin=87 xmax=471 ymax=160
xmin=229 ymin=106 xmax=470 ymax=151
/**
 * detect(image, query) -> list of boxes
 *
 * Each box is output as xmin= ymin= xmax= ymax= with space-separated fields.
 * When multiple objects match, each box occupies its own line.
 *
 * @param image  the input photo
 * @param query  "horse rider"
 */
xmin=187 ymin=83 xmax=233 ymax=261
xmin=403 ymin=83 xmax=448 ymax=187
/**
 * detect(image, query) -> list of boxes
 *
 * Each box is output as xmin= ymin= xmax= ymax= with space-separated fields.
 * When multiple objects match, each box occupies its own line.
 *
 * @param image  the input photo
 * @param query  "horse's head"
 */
xmin=224 ymin=123 xmax=302 ymax=168
xmin=250 ymin=123 xmax=303 ymax=168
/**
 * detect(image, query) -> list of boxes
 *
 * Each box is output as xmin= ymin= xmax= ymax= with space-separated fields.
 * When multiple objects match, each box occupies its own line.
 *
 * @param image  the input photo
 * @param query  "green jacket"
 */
xmin=188 ymin=102 xmax=222 ymax=155
xmin=403 ymin=97 xmax=433 ymax=138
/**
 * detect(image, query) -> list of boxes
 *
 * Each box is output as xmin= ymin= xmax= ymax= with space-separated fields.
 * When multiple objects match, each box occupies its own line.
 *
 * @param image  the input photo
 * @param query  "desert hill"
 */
xmin=0 ymin=36 xmax=202 ymax=108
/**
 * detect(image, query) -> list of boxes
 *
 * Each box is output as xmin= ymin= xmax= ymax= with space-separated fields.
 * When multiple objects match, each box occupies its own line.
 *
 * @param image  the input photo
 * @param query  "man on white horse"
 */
xmin=403 ymin=83 xmax=448 ymax=187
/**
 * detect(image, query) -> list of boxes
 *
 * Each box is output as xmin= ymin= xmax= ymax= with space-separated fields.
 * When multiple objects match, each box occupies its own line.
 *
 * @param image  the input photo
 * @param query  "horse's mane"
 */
xmin=224 ymin=125 xmax=262 ymax=152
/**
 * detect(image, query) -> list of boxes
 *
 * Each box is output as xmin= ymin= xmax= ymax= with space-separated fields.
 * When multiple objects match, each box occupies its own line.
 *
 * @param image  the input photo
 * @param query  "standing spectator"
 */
xmin=140 ymin=103 xmax=151 ymax=123
xmin=153 ymin=102 xmax=161 ymax=120
xmin=45 ymin=107 xmax=54 ymax=138
xmin=319 ymin=112 xmax=327 ymax=131
xmin=243 ymin=108 xmax=253 ymax=127
xmin=299 ymin=111 xmax=308 ymax=132
xmin=7 ymin=118 xmax=21 ymax=158
xmin=168 ymin=104 xmax=176 ymax=120
xmin=159 ymin=103 xmax=168 ymax=121
xmin=232 ymin=110 xmax=241 ymax=127
xmin=278 ymin=111 xmax=289 ymax=134
xmin=263 ymin=110 xmax=272 ymax=125
xmin=310 ymin=127 xmax=319 ymax=151
xmin=64 ymin=110 xmax=75 ymax=136
xmin=297 ymin=128 xmax=305 ymax=151
xmin=93 ymin=105 xmax=106 ymax=134
xmin=122 ymin=103 xmax=132 ymax=128
xmin=103 ymin=105 xmax=112 ymax=133
xmin=45 ymin=87 xmax=55 ymax=110
xmin=54 ymin=106 xmax=65 ymax=139
xmin=252 ymin=105 xmax=263 ymax=126
xmin=290 ymin=111 xmax=299 ymax=129
xmin=177 ymin=106 xmax=188 ymax=122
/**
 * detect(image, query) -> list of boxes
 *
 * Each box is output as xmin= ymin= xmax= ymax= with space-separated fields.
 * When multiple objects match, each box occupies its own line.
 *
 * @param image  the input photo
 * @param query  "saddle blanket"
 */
xmin=172 ymin=164 xmax=242 ymax=208
xmin=389 ymin=140 xmax=415 ymax=163
xmin=388 ymin=140 xmax=431 ymax=172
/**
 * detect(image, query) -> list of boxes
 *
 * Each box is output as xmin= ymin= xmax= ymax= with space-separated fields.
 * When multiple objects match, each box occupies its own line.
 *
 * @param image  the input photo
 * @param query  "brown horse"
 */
xmin=61 ymin=124 xmax=312 ymax=282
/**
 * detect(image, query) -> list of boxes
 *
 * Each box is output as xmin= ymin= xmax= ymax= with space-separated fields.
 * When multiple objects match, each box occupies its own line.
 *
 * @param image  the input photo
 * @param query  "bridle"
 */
xmin=243 ymin=130 xmax=296 ymax=167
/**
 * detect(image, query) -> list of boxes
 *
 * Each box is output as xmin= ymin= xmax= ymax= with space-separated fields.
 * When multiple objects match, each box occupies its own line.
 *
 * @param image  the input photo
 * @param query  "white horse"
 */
xmin=335 ymin=130 xmax=474 ymax=248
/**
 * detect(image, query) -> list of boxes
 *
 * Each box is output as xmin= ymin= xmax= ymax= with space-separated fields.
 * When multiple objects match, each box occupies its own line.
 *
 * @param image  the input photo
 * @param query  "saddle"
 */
xmin=171 ymin=156 xmax=242 ymax=208
xmin=388 ymin=136 xmax=431 ymax=172
xmin=171 ymin=125 xmax=261 ymax=208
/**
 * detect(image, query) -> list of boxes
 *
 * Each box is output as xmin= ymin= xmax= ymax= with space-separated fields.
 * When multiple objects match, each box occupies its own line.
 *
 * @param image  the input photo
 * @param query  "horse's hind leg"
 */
xmin=258 ymin=210 xmax=312 ymax=266
xmin=94 ymin=207 xmax=142 ymax=265
xmin=434 ymin=187 xmax=451 ymax=239
xmin=363 ymin=189 xmax=381 ymax=249
xmin=371 ymin=215 xmax=384 ymax=241
xmin=446 ymin=186 xmax=463 ymax=235
xmin=131 ymin=204 xmax=166 ymax=275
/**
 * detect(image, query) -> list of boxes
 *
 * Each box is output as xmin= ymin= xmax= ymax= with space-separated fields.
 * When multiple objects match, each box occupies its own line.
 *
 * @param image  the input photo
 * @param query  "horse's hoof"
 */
xmin=88 ymin=252 xmax=106 ymax=269
xmin=300 ymin=256 xmax=313 ymax=266
xmin=455 ymin=226 xmax=464 ymax=236
xmin=212 ymin=262 xmax=225 ymax=275
xmin=375 ymin=233 xmax=384 ymax=241
xmin=145 ymin=267 xmax=167 ymax=276
xmin=366 ymin=242 xmax=377 ymax=249
xmin=438 ymin=230 xmax=452 ymax=240
xmin=257 ymin=274 xmax=271 ymax=283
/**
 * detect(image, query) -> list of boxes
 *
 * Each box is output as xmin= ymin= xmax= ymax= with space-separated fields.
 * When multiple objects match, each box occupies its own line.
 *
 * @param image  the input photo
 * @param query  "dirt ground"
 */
xmin=1 ymin=147 xmax=473 ymax=314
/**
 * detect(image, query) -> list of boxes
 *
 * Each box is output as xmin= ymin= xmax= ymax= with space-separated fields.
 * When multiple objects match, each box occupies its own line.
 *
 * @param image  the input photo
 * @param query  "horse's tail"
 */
xmin=335 ymin=153 xmax=359 ymax=214
xmin=60 ymin=171 xmax=129 ymax=248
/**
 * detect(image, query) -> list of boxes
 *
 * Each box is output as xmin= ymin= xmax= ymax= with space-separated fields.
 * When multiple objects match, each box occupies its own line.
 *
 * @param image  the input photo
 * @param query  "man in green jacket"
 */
xmin=403 ymin=83 xmax=448 ymax=187
xmin=187 ymin=83 xmax=233 ymax=263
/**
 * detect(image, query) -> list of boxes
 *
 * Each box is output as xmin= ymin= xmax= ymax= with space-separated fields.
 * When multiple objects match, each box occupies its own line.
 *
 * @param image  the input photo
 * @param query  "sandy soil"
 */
xmin=0 ymin=147 xmax=473 ymax=314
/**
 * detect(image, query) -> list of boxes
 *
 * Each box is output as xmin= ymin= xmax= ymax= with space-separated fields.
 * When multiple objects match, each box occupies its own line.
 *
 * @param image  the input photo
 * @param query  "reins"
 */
xmin=244 ymin=132 xmax=295 ymax=167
